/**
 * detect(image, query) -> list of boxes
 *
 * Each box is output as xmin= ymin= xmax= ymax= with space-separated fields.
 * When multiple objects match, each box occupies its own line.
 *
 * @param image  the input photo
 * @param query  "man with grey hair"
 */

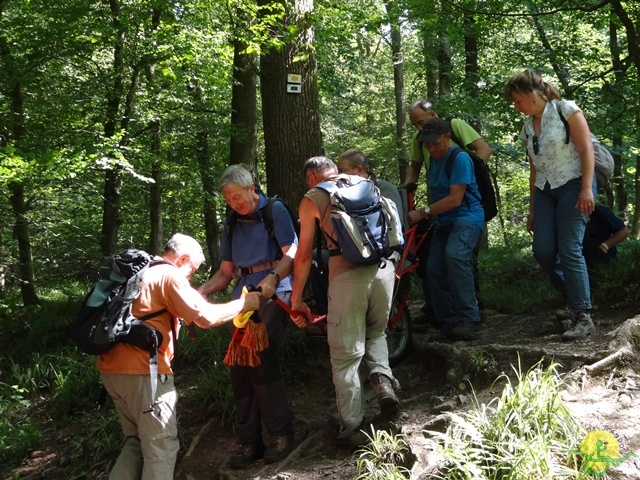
xmin=97 ymin=233 xmax=260 ymax=480
xmin=289 ymin=156 xmax=399 ymax=449
xmin=404 ymin=99 xmax=492 ymax=187
xmin=199 ymin=164 xmax=298 ymax=468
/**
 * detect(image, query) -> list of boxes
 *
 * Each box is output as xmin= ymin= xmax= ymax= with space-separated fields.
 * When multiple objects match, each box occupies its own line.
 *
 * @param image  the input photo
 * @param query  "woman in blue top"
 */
xmin=414 ymin=118 xmax=484 ymax=341
xmin=504 ymin=69 xmax=596 ymax=341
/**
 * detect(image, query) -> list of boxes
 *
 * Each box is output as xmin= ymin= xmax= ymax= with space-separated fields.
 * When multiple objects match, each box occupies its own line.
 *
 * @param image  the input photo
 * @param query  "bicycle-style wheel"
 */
xmin=386 ymin=298 xmax=411 ymax=366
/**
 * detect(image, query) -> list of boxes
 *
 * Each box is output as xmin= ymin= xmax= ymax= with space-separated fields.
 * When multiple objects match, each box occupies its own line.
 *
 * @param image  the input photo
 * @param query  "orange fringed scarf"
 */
xmin=223 ymin=288 xmax=269 ymax=366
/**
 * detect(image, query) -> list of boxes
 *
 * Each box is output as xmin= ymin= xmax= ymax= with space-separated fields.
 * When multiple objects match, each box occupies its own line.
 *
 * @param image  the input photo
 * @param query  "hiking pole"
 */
xmin=270 ymin=294 xmax=327 ymax=327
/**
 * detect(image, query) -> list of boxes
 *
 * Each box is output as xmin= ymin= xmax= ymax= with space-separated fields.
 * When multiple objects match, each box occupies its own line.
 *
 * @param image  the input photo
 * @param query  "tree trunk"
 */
xmin=148 ymin=120 xmax=163 ymax=255
xmin=610 ymin=0 xmax=640 ymax=237
xmin=196 ymin=131 xmax=221 ymax=271
xmin=230 ymin=36 xmax=258 ymax=174
xmin=531 ymin=15 xmax=571 ymax=96
xmin=463 ymin=15 xmax=482 ymax=133
xmin=463 ymin=15 xmax=478 ymax=100
xmin=9 ymin=182 xmax=40 ymax=305
xmin=1 ymin=28 xmax=39 ymax=305
xmin=385 ymin=0 xmax=409 ymax=183
xmin=100 ymin=0 xmax=126 ymax=256
xmin=258 ymin=0 xmax=324 ymax=207
xmin=609 ymin=20 xmax=628 ymax=213
xmin=436 ymin=1 xmax=452 ymax=99
xmin=437 ymin=37 xmax=451 ymax=99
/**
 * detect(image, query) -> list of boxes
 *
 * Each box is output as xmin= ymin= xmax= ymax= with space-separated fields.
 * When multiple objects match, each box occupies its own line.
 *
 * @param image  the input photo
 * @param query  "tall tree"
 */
xmin=384 ymin=0 xmax=409 ymax=181
xmin=1 ymin=0 xmax=40 ymax=305
xmin=257 ymin=0 xmax=323 ymax=206
xmin=609 ymin=0 xmax=640 ymax=237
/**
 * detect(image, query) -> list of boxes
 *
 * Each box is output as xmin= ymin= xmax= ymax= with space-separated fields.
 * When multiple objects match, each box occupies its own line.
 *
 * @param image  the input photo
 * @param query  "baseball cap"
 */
xmin=418 ymin=118 xmax=452 ymax=143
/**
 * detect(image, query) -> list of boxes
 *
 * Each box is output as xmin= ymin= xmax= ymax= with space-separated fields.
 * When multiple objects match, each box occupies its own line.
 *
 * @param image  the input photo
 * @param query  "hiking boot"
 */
xmin=555 ymin=308 xmax=575 ymax=332
xmin=448 ymin=320 xmax=483 ymax=340
xmin=562 ymin=311 xmax=595 ymax=341
xmin=229 ymin=440 xmax=265 ymax=469
xmin=264 ymin=432 xmax=294 ymax=464
xmin=334 ymin=422 xmax=371 ymax=449
xmin=370 ymin=373 xmax=399 ymax=415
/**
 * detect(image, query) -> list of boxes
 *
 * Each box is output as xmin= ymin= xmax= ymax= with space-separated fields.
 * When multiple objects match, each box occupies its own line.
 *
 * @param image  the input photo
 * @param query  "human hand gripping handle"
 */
xmin=270 ymin=295 xmax=326 ymax=329
xmin=238 ymin=286 xmax=261 ymax=320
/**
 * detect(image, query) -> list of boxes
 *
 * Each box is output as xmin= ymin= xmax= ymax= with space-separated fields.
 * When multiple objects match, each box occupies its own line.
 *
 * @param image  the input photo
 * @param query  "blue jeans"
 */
xmin=532 ymin=177 xmax=595 ymax=311
xmin=427 ymin=220 xmax=483 ymax=329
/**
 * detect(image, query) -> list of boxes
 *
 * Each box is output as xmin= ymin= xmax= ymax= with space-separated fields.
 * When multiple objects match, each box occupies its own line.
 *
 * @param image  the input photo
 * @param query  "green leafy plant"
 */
xmin=425 ymin=360 xmax=584 ymax=479
xmin=355 ymin=427 xmax=412 ymax=480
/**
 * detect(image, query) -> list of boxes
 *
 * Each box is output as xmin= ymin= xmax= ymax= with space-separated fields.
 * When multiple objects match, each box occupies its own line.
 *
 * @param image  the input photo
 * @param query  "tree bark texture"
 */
xmin=385 ymin=0 xmax=409 ymax=182
xmin=148 ymin=121 xmax=163 ymax=256
xmin=196 ymin=131 xmax=221 ymax=271
xmin=258 ymin=0 xmax=324 ymax=208
xmin=230 ymin=37 xmax=258 ymax=174
xmin=1 ymin=28 xmax=39 ymax=305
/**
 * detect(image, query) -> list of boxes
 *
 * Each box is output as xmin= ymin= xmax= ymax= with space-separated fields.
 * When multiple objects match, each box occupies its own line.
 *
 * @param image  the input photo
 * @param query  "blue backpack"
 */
xmin=315 ymin=175 xmax=403 ymax=266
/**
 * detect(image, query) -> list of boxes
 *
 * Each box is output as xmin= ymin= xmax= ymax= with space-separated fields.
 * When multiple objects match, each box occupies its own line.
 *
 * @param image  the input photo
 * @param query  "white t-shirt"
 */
xmin=520 ymin=99 xmax=583 ymax=190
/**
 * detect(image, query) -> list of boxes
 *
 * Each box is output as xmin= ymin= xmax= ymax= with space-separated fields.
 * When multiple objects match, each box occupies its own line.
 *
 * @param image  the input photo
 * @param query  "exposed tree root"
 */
xmin=583 ymin=346 xmax=633 ymax=376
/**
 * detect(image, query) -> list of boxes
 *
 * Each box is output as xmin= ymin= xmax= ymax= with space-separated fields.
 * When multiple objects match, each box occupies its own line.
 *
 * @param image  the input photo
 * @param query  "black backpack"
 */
xmin=70 ymin=249 xmax=173 ymax=413
xmin=445 ymin=147 xmax=498 ymax=222
xmin=441 ymin=119 xmax=497 ymax=222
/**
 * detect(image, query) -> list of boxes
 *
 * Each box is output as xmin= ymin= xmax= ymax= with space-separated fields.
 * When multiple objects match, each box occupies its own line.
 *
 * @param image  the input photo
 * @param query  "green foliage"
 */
xmin=479 ymin=242 xmax=558 ymax=313
xmin=593 ymin=240 xmax=640 ymax=307
xmin=425 ymin=360 xmax=584 ymax=479
xmin=174 ymin=327 xmax=237 ymax=421
xmin=355 ymin=427 xmax=412 ymax=480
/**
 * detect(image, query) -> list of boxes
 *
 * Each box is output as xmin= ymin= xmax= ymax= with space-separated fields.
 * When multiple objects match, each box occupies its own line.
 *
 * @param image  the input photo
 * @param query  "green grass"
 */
xmin=424 ymin=360 xmax=586 ymax=480
xmin=479 ymin=241 xmax=559 ymax=313
xmin=355 ymin=427 xmax=412 ymax=480
xmin=2 ymin=239 xmax=639 ymax=478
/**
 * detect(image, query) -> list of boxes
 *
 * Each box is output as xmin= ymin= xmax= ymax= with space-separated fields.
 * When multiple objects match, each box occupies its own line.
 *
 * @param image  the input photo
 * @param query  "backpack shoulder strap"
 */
xmin=315 ymin=179 xmax=339 ymax=195
xmin=445 ymin=147 xmax=481 ymax=207
xmin=225 ymin=199 xmax=272 ymax=247
xmin=555 ymin=101 xmax=571 ymax=144
xmin=445 ymin=118 xmax=463 ymax=147
xmin=263 ymin=198 xmax=278 ymax=238
xmin=445 ymin=147 xmax=465 ymax=179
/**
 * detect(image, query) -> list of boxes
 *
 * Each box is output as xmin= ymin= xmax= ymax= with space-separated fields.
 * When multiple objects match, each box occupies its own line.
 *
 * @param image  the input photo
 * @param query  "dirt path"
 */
xmin=176 ymin=304 xmax=640 ymax=480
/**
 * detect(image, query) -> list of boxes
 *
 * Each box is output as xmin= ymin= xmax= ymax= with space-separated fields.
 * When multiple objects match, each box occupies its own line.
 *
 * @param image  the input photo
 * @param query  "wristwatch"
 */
xmin=420 ymin=206 xmax=431 ymax=218
xmin=269 ymin=271 xmax=281 ymax=283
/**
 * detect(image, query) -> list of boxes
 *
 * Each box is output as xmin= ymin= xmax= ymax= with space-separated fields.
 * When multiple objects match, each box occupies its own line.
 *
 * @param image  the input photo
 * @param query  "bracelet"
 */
xmin=269 ymin=271 xmax=281 ymax=283
xmin=600 ymin=242 xmax=609 ymax=252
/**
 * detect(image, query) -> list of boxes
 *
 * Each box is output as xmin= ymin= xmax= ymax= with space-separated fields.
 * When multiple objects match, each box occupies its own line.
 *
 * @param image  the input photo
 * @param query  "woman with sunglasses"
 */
xmin=504 ymin=69 xmax=597 ymax=341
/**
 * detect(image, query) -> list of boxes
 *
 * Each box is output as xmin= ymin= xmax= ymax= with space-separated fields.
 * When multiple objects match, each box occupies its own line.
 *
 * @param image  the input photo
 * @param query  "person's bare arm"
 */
xmin=403 ymin=161 xmax=423 ymax=185
xmin=600 ymin=225 xmax=630 ymax=253
xmin=290 ymin=197 xmax=317 ymax=327
xmin=424 ymin=183 xmax=467 ymax=217
xmin=257 ymin=243 xmax=297 ymax=299
xmin=468 ymin=138 xmax=492 ymax=164
xmin=567 ymin=110 xmax=595 ymax=215
xmin=193 ymin=290 xmax=261 ymax=328
xmin=527 ymin=158 xmax=536 ymax=233
xmin=197 ymin=260 xmax=234 ymax=297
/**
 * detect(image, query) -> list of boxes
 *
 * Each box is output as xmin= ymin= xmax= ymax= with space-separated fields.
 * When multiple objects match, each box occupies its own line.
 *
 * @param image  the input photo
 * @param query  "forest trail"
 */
xmin=175 ymin=302 xmax=640 ymax=480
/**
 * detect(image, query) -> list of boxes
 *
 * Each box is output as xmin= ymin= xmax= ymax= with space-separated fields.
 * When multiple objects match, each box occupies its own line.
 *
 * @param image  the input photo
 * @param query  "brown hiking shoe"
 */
xmin=229 ymin=440 xmax=265 ymax=469
xmin=264 ymin=432 xmax=294 ymax=464
xmin=562 ymin=311 xmax=595 ymax=341
xmin=370 ymin=373 xmax=399 ymax=414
